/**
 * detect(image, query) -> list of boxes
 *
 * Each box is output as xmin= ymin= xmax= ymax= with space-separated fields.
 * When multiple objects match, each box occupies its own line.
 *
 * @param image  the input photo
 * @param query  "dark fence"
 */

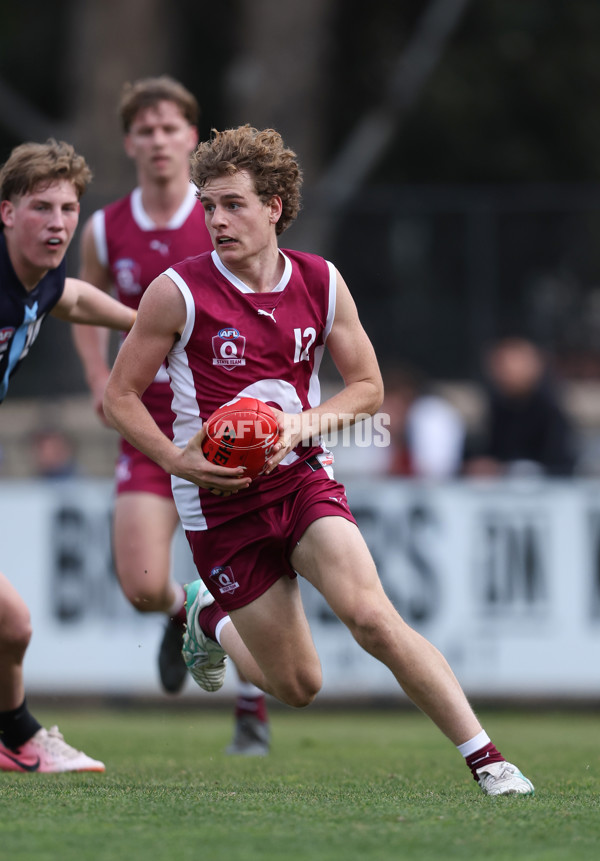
xmin=331 ymin=183 xmax=600 ymax=380
xmin=9 ymin=183 xmax=600 ymax=399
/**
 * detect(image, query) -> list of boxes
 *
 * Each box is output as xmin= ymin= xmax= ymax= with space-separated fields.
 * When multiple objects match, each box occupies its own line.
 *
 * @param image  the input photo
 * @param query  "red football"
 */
xmin=201 ymin=397 xmax=280 ymax=479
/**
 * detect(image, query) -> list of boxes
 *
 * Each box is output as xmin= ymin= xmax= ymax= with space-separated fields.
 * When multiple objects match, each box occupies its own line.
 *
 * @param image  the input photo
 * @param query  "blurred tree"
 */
xmin=2 ymin=0 xmax=600 ymax=391
xmin=368 ymin=0 xmax=600 ymax=183
xmin=0 ymin=0 xmax=177 ymax=397
xmin=3 ymin=1 xmax=600 ymax=187
xmin=294 ymin=0 xmax=471 ymax=253
xmin=222 ymin=0 xmax=336 ymax=187
xmin=0 ymin=3 xmax=70 ymax=150
xmin=66 ymin=0 xmax=172 ymax=204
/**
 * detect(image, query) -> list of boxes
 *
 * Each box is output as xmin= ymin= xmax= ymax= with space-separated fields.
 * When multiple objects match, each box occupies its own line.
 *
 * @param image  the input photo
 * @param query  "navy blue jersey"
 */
xmin=0 ymin=232 xmax=66 ymax=403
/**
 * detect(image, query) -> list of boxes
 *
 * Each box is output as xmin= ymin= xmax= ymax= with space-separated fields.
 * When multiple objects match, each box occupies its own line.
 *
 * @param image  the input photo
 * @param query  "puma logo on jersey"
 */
xmin=257 ymin=308 xmax=277 ymax=322
xmin=149 ymin=239 xmax=170 ymax=256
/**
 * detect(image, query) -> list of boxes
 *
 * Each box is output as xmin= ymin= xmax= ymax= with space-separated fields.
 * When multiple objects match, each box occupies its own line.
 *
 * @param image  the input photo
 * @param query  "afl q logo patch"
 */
xmin=209 ymin=565 xmax=240 ymax=595
xmin=212 ymin=327 xmax=246 ymax=370
xmin=114 ymin=258 xmax=142 ymax=295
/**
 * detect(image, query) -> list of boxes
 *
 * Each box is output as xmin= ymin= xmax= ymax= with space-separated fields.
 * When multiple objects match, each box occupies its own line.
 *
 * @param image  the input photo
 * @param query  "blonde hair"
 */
xmin=119 ymin=76 xmax=199 ymax=132
xmin=191 ymin=126 xmax=303 ymax=235
xmin=0 ymin=139 xmax=92 ymax=202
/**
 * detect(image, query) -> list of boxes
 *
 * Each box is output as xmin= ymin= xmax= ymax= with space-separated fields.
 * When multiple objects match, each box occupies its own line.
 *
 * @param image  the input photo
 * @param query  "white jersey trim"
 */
xmin=92 ymin=210 xmax=108 ymax=266
xmin=130 ymin=184 xmax=198 ymax=231
xmin=210 ymin=249 xmax=291 ymax=294
xmin=167 ymin=184 xmax=198 ymax=229
xmin=163 ymin=265 xmax=207 ymax=531
xmin=308 ymin=261 xmax=335 ymax=459
xmin=164 ymin=267 xmax=196 ymax=347
xmin=323 ymin=260 xmax=337 ymax=341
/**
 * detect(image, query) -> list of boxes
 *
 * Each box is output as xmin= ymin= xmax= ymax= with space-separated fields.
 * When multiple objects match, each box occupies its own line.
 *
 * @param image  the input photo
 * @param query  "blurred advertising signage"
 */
xmin=1 ymin=478 xmax=600 ymax=697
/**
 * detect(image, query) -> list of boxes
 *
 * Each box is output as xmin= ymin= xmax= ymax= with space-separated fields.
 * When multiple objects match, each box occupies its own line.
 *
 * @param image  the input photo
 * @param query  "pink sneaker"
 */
xmin=0 ymin=725 xmax=105 ymax=773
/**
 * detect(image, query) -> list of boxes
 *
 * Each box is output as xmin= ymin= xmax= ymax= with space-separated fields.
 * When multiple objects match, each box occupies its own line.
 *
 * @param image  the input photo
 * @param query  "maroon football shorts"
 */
xmin=115 ymin=439 xmax=173 ymax=498
xmin=114 ymin=381 xmax=175 ymax=499
xmin=185 ymin=469 xmax=357 ymax=611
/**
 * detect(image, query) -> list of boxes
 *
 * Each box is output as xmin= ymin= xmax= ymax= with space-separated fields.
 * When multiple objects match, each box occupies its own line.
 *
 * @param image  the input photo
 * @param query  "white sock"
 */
xmin=214 ymin=615 xmax=231 ymax=645
xmin=167 ymin=581 xmax=186 ymax=617
xmin=237 ymin=681 xmax=263 ymax=699
xmin=457 ymin=729 xmax=491 ymax=758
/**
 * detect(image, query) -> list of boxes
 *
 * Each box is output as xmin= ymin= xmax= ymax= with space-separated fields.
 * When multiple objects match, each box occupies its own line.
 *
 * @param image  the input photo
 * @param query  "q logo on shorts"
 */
xmin=209 ymin=565 xmax=240 ymax=595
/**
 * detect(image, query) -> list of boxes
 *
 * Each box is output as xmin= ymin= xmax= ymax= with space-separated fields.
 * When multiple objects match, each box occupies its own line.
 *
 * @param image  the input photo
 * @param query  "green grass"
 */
xmin=0 ymin=707 xmax=598 ymax=861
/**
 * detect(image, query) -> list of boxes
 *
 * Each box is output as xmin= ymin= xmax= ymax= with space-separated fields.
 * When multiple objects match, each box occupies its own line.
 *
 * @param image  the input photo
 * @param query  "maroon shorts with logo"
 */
xmin=185 ymin=468 xmax=356 ymax=611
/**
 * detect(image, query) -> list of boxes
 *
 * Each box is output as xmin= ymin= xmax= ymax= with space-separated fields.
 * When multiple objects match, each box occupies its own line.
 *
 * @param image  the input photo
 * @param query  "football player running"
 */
xmin=104 ymin=125 xmax=534 ymax=796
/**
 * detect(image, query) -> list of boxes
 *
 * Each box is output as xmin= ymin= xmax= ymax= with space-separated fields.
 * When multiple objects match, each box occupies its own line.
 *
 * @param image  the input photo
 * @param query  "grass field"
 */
xmin=0 ymin=706 xmax=598 ymax=861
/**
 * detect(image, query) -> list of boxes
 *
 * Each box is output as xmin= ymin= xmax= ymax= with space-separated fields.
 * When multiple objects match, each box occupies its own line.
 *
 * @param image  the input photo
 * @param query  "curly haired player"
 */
xmin=104 ymin=125 xmax=534 ymax=796
xmin=72 ymin=78 xmax=269 ymax=755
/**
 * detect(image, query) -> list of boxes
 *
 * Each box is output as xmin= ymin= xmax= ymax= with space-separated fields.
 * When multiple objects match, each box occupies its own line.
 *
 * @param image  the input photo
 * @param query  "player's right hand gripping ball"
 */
xmin=201 ymin=397 xmax=280 ymax=479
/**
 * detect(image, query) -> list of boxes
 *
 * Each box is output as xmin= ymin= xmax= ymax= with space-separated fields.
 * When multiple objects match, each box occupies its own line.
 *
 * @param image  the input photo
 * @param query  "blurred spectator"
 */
xmin=382 ymin=364 xmax=466 ymax=478
xmin=331 ymin=363 xmax=466 ymax=479
xmin=464 ymin=337 xmax=577 ymax=478
xmin=30 ymin=428 xmax=79 ymax=480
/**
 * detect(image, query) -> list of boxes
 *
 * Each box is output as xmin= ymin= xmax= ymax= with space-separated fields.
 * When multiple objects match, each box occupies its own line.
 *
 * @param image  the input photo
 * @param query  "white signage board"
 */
xmin=1 ymin=478 xmax=599 ymax=698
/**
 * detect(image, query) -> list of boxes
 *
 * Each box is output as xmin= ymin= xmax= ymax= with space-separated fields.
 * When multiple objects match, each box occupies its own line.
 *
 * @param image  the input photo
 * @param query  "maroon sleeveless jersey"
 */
xmin=165 ymin=248 xmax=337 ymax=530
xmin=93 ymin=185 xmax=213 ymax=439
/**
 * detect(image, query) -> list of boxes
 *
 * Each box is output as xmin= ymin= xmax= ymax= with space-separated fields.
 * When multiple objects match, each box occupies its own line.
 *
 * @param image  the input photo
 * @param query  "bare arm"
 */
xmin=103 ymin=273 xmax=251 ymax=493
xmin=71 ymin=217 xmax=115 ymax=420
xmin=265 ymin=268 xmax=383 ymax=471
xmin=52 ymin=277 xmax=135 ymax=330
xmin=313 ymin=269 xmax=383 ymax=422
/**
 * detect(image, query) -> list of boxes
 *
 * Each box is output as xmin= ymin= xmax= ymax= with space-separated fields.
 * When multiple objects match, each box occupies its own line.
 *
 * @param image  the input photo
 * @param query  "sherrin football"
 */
xmin=201 ymin=397 xmax=280 ymax=479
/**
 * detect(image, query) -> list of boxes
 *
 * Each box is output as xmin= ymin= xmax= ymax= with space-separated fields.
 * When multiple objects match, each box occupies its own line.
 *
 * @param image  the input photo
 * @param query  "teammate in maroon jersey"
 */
xmin=104 ymin=125 xmax=534 ymax=796
xmin=72 ymin=79 xmax=270 ymax=755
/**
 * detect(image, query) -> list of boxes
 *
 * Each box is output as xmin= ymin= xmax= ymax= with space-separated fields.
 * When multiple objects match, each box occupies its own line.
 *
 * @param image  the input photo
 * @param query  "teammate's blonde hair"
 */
xmin=0 ymin=139 xmax=92 ymax=202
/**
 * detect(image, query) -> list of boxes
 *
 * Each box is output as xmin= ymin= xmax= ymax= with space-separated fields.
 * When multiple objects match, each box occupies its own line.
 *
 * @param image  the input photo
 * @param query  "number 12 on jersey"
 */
xmin=293 ymin=327 xmax=316 ymax=362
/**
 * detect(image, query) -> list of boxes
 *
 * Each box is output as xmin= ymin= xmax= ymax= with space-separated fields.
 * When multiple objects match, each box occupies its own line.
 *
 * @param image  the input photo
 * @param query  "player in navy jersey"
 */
xmin=0 ymin=139 xmax=136 ymax=773
xmin=72 ymin=78 xmax=270 ymax=755
xmin=104 ymin=125 xmax=534 ymax=796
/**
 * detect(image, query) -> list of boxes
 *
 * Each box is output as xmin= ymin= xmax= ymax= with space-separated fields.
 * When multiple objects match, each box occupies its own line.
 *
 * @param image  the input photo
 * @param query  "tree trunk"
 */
xmin=66 ymin=0 xmax=172 ymax=207
xmin=224 ymin=0 xmax=336 ymax=188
